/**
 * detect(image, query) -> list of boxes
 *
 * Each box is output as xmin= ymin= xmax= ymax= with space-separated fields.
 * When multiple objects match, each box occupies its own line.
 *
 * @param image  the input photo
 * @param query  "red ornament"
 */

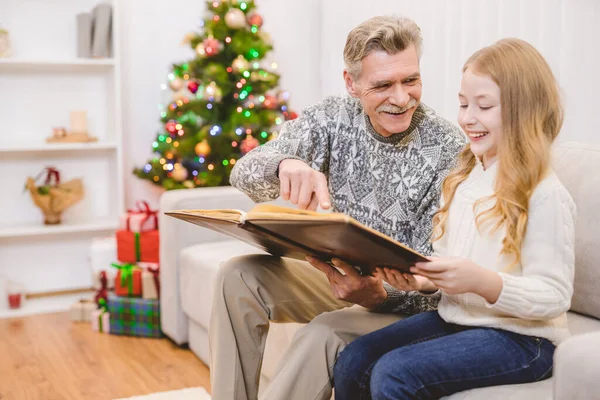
xmin=165 ymin=120 xmax=177 ymax=134
xmin=188 ymin=81 xmax=200 ymax=94
xmin=203 ymin=37 xmax=221 ymax=56
xmin=263 ymin=95 xmax=277 ymax=109
xmin=289 ymin=111 xmax=298 ymax=120
xmin=247 ymin=13 xmax=264 ymax=28
xmin=240 ymin=135 xmax=260 ymax=155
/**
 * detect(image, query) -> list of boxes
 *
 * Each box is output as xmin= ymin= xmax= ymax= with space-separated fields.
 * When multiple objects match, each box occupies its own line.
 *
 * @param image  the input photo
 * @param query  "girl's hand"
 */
xmin=375 ymin=267 xmax=437 ymax=293
xmin=411 ymin=257 xmax=502 ymax=302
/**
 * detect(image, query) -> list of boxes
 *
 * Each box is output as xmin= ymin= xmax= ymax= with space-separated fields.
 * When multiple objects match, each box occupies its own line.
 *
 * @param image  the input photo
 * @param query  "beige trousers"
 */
xmin=209 ymin=254 xmax=403 ymax=400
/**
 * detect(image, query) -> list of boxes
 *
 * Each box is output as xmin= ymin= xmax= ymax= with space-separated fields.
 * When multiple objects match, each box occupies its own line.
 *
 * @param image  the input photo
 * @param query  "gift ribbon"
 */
xmin=146 ymin=264 xmax=160 ymax=299
xmin=33 ymin=166 xmax=61 ymax=187
xmin=95 ymin=271 xmax=108 ymax=308
xmin=112 ymin=263 xmax=138 ymax=295
xmin=98 ymin=298 xmax=107 ymax=311
xmin=45 ymin=167 xmax=60 ymax=186
xmin=98 ymin=309 xmax=105 ymax=332
xmin=135 ymin=233 xmax=141 ymax=261
xmin=125 ymin=200 xmax=159 ymax=232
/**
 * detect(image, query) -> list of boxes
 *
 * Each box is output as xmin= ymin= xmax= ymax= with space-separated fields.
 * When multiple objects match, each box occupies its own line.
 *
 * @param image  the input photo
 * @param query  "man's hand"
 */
xmin=279 ymin=159 xmax=331 ymax=210
xmin=306 ymin=256 xmax=387 ymax=310
xmin=376 ymin=267 xmax=437 ymax=293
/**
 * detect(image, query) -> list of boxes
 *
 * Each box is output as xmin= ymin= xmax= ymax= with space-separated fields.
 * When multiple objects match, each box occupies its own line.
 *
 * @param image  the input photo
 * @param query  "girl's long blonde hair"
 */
xmin=432 ymin=38 xmax=563 ymax=268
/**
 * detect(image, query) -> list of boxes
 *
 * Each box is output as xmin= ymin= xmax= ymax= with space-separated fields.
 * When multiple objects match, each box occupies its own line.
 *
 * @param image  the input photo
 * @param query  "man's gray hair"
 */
xmin=344 ymin=16 xmax=423 ymax=79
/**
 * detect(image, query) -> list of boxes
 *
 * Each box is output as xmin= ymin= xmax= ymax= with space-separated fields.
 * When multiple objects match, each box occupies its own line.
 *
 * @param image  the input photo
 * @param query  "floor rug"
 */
xmin=114 ymin=387 xmax=210 ymax=400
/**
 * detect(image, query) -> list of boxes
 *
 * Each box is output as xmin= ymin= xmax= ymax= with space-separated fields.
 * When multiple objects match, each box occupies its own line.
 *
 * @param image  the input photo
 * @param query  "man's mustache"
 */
xmin=376 ymin=98 xmax=418 ymax=113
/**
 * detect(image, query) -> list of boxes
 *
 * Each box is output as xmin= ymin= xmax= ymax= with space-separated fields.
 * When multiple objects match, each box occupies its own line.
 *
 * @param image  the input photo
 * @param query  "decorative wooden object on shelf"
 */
xmin=0 ymin=28 xmax=12 ymax=58
xmin=46 ymin=111 xmax=98 ymax=143
xmin=46 ymin=131 xmax=98 ymax=143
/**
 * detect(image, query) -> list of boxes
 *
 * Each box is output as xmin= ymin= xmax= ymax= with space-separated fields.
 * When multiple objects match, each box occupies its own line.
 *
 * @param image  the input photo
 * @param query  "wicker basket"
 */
xmin=25 ymin=168 xmax=84 ymax=225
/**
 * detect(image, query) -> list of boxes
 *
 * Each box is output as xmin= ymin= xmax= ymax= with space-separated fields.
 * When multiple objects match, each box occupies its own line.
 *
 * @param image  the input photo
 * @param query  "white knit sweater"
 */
xmin=435 ymin=159 xmax=576 ymax=344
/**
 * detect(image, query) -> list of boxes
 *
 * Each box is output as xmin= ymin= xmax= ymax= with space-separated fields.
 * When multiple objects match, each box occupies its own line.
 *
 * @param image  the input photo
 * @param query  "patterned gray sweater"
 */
xmin=230 ymin=96 xmax=466 ymax=314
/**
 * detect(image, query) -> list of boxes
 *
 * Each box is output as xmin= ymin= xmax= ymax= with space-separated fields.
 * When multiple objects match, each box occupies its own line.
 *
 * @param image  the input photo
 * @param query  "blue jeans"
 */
xmin=333 ymin=311 xmax=555 ymax=400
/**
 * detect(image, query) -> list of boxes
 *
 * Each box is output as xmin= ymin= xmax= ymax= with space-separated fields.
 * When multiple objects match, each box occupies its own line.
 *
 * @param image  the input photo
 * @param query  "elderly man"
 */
xmin=210 ymin=15 xmax=466 ymax=400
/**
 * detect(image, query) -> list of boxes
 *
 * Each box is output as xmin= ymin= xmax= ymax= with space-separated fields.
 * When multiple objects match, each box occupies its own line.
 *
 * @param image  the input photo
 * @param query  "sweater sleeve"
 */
xmin=486 ymin=183 xmax=576 ymax=320
xmin=374 ymin=282 xmax=440 ymax=314
xmin=229 ymin=99 xmax=333 ymax=203
xmin=412 ymin=129 xmax=465 ymax=256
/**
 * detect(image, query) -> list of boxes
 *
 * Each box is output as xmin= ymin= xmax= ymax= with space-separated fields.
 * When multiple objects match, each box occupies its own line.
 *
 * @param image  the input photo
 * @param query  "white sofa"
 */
xmin=159 ymin=142 xmax=600 ymax=399
xmin=159 ymin=187 xmax=302 ymax=385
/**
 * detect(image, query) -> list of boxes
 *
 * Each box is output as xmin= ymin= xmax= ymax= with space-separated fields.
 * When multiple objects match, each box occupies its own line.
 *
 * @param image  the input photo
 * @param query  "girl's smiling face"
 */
xmin=458 ymin=68 xmax=503 ymax=169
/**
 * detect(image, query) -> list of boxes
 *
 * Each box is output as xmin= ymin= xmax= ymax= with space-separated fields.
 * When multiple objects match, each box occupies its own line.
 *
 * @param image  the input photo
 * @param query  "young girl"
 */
xmin=332 ymin=38 xmax=576 ymax=399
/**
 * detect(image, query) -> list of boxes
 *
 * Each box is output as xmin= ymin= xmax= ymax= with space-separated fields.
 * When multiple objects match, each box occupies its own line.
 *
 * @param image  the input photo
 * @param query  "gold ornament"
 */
xmin=169 ymin=77 xmax=184 ymax=91
xmin=181 ymin=32 xmax=196 ymax=45
xmin=205 ymin=82 xmax=223 ymax=102
xmin=195 ymin=43 xmax=206 ymax=56
xmin=225 ymin=9 xmax=246 ymax=29
xmin=250 ymin=71 xmax=271 ymax=82
xmin=258 ymin=31 xmax=272 ymax=45
xmin=173 ymin=90 xmax=188 ymax=102
xmin=232 ymin=55 xmax=250 ymax=73
xmin=195 ymin=140 xmax=211 ymax=156
xmin=183 ymin=180 xmax=195 ymax=188
xmin=171 ymin=163 xmax=189 ymax=182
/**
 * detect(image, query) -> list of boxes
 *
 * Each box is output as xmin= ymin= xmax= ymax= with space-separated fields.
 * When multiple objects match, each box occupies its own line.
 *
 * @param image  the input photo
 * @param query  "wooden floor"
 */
xmin=0 ymin=312 xmax=211 ymax=400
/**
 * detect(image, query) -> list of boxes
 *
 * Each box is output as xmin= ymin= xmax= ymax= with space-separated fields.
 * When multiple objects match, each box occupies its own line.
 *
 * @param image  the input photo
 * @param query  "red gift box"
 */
xmin=113 ymin=263 xmax=143 ymax=297
xmin=119 ymin=201 xmax=159 ymax=233
xmin=116 ymin=229 xmax=159 ymax=263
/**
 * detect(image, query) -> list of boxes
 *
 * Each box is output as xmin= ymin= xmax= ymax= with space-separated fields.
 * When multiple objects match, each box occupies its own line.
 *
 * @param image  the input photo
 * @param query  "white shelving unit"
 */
xmin=0 ymin=0 xmax=124 ymax=295
xmin=0 ymin=141 xmax=119 ymax=154
xmin=0 ymin=58 xmax=116 ymax=73
xmin=0 ymin=219 xmax=119 ymax=239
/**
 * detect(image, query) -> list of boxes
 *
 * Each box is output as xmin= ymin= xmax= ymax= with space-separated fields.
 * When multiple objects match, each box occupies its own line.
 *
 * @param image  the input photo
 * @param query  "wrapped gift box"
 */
xmin=139 ymin=262 xmax=160 ymax=300
xmin=119 ymin=201 xmax=158 ymax=233
xmin=70 ymin=299 xmax=97 ymax=322
xmin=107 ymin=294 xmax=162 ymax=338
xmin=116 ymin=229 xmax=159 ymax=263
xmin=91 ymin=309 xmax=110 ymax=333
xmin=89 ymin=236 xmax=117 ymax=289
xmin=112 ymin=263 xmax=142 ymax=297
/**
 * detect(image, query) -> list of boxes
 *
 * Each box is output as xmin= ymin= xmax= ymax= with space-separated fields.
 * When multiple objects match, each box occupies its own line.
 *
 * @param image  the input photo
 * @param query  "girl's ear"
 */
xmin=343 ymin=70 xmax=360 ymax=98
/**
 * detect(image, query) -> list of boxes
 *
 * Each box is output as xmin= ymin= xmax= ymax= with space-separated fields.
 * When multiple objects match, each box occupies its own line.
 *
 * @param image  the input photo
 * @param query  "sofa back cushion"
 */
xmin=553 ymin=142 xmax=600 ymax=319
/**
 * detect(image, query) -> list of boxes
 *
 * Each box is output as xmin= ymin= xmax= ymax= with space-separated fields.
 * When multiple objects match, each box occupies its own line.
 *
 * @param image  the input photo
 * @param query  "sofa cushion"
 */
xmin=179 ymin=240 xmax=264 ymax=327
xmin=443 ymin=379 xmax=552 ymax=400
xmin=179 ymin=239 xmax=304 ymax=380
xmin=567 ymin=311 xmax=600 ymax=335
xmin=554 ymin=143 xmax=600 ymax=319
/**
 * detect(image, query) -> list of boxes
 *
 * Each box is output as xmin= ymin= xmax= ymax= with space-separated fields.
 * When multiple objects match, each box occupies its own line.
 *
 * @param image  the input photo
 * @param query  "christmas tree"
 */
xmin=134 ymin=0 xmax=297 ymax=190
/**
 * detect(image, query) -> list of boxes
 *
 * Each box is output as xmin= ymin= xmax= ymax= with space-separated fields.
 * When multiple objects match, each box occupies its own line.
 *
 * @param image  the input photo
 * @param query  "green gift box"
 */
xmin=107 ymin=294 xmax=162 ymax=338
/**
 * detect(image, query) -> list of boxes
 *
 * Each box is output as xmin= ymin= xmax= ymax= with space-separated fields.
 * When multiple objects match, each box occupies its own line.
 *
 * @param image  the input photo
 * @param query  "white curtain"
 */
xmin=318 ymin=0 xmax=600 ymax=144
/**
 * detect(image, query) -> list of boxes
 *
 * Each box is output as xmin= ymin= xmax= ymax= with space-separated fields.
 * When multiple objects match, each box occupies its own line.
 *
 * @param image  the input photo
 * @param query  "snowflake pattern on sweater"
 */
xmin=230 ymin=96 xmax=467 ymax=314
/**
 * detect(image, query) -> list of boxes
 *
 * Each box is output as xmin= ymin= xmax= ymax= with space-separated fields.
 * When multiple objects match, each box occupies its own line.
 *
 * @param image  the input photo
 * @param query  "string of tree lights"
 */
xmin=134 ymin=0 xmax=298 ymax=190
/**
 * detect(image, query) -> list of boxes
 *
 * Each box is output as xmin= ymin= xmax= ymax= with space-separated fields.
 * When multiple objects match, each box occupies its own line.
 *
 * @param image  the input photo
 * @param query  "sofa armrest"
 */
xmin=159 ymin=186 xmax=256 ymax=344
xmin=554 ymin=332 xmax=600 ymax=399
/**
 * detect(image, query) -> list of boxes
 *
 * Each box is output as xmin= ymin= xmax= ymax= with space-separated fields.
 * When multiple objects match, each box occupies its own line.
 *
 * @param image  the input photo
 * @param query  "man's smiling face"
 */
xmin=344 ymin=45 xmax=422 ymax=137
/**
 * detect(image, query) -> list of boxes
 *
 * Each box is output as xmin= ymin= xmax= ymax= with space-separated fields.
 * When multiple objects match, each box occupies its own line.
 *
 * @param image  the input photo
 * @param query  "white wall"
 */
xmin=319 ymin=0 xmax=600 ymax=145
xmin=123 ymin=0 xmax=600 ymax=209
xmin=120 ymin=0 xmax=322 ymax=209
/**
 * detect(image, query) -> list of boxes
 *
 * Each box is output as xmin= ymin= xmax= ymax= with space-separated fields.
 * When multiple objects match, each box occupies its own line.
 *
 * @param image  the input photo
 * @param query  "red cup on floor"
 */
xmin=8 ymin=293 xmax=22 ymax=309
xmin=7 ymin=282 xmax=25 ymax=309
